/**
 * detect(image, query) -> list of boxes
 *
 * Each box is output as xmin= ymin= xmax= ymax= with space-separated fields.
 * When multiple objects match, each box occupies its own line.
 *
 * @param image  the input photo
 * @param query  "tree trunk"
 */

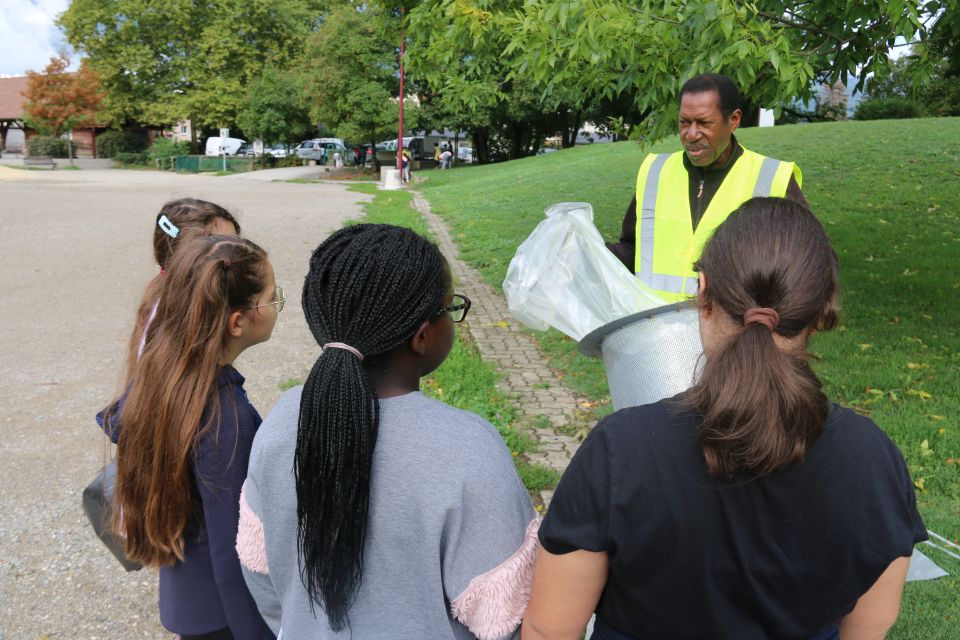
xmin=370 ymin=136 xmax=379 ymax=174
xmin=68 ymin=130 xmax=74 ymax=166
xmin=190 ymin=117 xmax=199 ymax=155
xmin=0 ymin=122 xmax=9 ymax=155
xmin=472 ymin=128 xmax=491 ymax=164
xmin=558 ymin=107 xmax=579 ymax=148
xmin=739 ymin=98 xmax=761 ymax=127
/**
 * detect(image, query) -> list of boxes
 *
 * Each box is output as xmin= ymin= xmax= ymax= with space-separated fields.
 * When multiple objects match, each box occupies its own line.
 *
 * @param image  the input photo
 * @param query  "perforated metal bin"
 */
xmin=579 ymin=302 xmax=703 ymax=411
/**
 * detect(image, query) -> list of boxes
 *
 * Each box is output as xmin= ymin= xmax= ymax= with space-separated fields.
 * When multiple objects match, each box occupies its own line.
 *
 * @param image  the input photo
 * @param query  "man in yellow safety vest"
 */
xmin=606 ymin=74 xmax=807 ymax=302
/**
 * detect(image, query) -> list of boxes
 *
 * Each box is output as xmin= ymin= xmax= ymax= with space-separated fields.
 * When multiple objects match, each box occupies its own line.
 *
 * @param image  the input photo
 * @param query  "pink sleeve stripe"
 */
xmin=451 ymin=516 xmax=542 ymax=640
xmin=236 ymin=482 xmax=269 ymax=574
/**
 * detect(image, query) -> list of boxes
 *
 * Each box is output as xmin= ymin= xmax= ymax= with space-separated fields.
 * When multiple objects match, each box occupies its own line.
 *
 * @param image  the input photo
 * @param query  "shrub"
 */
xmin=854 ymin=97 xmax=924 ymax=120
xmin=146 ymin=137 xmax=189 ymax=164
xmin=96 ymin=130 xmax=147 ymax=158
xmin=27 ymin=136 xmax=76 ymax=158
xmin=114 ymin=152 xmax=148 ymax=166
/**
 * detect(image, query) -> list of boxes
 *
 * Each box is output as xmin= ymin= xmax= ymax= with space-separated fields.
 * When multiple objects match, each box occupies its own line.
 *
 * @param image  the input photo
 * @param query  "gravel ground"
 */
xmin=0 ymin=166 xmax=370 ymax=638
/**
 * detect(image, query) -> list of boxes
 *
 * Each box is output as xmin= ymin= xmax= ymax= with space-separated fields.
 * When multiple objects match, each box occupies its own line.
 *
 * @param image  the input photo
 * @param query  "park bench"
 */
xmin=23 ymin=156 xmax=57 ymax=169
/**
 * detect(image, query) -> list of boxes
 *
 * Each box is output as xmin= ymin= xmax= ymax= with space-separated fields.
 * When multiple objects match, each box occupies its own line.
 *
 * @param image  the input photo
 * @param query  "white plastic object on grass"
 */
xmin=503 ymin=202 xmax=666 ymax=341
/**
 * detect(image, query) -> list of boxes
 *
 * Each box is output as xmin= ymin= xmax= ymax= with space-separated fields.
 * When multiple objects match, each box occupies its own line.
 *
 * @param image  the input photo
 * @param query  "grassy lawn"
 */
xmin=416 ymin=118 xmax=960 ymax=637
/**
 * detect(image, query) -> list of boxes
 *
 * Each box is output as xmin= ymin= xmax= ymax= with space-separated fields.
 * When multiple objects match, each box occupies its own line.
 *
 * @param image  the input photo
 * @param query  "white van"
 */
xmin=204 ymin=136 xmax=246 ymax=156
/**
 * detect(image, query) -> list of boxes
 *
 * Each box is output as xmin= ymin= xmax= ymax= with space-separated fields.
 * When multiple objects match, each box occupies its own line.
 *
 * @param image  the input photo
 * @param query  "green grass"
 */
xmin=277 ymin=377 xmax=302 ymax=391
xmin=417 ymin=117 xmax=960 ymax=637
xmin=346 ymin=182 xmax=557 ymax=494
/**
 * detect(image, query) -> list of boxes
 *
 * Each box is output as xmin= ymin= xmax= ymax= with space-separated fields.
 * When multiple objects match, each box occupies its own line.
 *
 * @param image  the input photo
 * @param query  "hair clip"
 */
xmin=158 ymin=215 xmax=180 ymax=238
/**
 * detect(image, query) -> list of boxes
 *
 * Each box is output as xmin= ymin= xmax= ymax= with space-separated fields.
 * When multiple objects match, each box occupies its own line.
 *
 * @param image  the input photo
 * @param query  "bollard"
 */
xmin=381 ymin=169 xmax=403 ymax=190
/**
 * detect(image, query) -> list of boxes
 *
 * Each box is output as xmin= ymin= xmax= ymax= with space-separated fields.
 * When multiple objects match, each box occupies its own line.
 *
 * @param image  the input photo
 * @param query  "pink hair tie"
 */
xmin=743 ymin=307 xmax=779 ymax=331
xmin=323 ymin=342 xmax=364 ymax=361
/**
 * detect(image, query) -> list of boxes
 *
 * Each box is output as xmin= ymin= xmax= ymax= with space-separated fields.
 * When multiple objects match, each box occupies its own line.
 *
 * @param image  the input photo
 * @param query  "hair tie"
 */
xmin=743 ymin=307 xmax=779 ymax=331
xmin=222 ymin=258 xmax=231 ymax=268
xmin=323 ymin=342 xmax=364 ymax=361
xmin=158 ymin=215 xmax=179 ymax=238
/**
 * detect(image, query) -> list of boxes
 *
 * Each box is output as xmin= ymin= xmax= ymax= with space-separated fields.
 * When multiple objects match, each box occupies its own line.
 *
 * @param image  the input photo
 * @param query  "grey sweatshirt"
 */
xmin=239 ymin=388 xmax=536 ymax=640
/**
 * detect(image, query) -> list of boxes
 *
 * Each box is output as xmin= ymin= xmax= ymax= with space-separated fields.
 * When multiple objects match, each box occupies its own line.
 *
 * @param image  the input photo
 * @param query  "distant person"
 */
xmin=333 ymin=151 xmax=343 ymax=168
xmin=606 ymin=73 xmax=806 ymax=303
xmin=99 ymin=232 xmax=282 ymax=640
xmin=433 ymin=142 xmax=441 ymax=164
xmin=238 ymin=224 xmax=537 ymax=639
xmin=440 ymin=147 xmax=453 ymax=170
xmin=523 ymin=198 xmax=926 ymax=640
xmin=353 ymin=146 xmax=363 ymax=167
xmin=401 ymin=148 xmax=412 ymax=182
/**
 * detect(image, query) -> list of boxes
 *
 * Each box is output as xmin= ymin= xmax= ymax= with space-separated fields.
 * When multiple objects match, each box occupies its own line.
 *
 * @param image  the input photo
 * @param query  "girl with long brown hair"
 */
xmin=127 ymin=198 xmax=240 ymax=370
xmin=522 ymin=198 xmax=927 ymax=640
xmin=99 ymin=231 xmax=280 ymax=640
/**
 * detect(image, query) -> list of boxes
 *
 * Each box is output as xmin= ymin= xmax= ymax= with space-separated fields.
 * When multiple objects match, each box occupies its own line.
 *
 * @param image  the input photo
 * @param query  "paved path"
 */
xmin=0 ymin=166 xmax=370 ymax=638
xmin=411 ymin=193 xmax=582 ymax=504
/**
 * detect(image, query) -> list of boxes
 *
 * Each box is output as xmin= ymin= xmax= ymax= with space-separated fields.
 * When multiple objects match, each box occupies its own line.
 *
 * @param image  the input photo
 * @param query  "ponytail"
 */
xmin=690 ymin=198 xmax=839 ymax=478
xmin=297 ymin=224 xmax=448 ymax=630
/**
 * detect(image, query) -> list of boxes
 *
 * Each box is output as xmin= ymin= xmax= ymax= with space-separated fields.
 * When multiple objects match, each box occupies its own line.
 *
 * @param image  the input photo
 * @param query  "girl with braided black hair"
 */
xmin=238 ymin=224 xmax=539 ymax=640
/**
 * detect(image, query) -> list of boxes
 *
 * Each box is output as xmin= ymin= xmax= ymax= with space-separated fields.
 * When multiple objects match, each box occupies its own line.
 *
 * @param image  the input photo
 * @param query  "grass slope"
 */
xmin=417 ymin=118 xmax=960 ymax=637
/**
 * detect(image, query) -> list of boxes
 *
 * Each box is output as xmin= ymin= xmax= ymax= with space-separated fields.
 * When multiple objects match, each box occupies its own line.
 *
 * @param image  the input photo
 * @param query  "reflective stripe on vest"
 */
xmin=634 ymin=148 xmax=800 ymax=300
xmin=637 ymin=154 xmax=699 ymax=296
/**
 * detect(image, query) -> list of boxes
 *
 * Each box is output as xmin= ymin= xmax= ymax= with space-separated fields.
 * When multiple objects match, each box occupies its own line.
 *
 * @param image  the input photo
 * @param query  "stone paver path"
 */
xmin=411 ymin=192 xmax=583 ymax=504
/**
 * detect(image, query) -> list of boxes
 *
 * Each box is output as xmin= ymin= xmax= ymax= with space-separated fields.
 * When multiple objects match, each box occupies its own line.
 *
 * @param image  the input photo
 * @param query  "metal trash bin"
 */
xmin=579 ymin=302 xmax=703 ymax=411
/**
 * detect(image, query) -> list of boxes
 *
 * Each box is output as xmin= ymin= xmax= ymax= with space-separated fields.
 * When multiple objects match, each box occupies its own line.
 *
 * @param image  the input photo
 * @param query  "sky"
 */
xmin=0 ymin=0 xmax=73 ymax=77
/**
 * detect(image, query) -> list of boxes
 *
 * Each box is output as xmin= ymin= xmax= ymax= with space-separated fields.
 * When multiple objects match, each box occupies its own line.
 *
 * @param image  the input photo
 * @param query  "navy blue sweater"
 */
xmin=98 ymin=366 xmax=274 ymax=639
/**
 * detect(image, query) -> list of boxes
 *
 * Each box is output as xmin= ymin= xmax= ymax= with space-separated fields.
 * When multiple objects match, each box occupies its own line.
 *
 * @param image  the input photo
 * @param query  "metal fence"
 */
xmin=172 ymin=156 xmax=256 ymax=173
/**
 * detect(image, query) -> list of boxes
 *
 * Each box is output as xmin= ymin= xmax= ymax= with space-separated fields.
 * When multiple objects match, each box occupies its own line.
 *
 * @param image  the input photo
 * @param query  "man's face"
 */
xmin=679 ymin=90 xmax=742 ymax=167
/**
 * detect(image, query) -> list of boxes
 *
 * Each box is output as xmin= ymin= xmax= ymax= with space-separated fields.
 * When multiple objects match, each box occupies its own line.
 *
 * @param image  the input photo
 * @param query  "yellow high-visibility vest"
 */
xmin=634 ymin=147 xmax=802 ymax=302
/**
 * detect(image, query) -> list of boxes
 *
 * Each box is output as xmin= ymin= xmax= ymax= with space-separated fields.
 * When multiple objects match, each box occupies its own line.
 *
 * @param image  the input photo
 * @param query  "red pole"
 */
xmin=397 ymin=6 xmax=405 ymax=172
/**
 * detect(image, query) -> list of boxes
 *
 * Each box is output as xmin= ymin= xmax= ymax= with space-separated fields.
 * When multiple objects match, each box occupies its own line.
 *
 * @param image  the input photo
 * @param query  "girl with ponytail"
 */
xmin=99 ymin=231 xmax=279 ymax=639
xmin=523 ymin=198 xmax=927 ymax=640
xmin=238 ymin=224 xmax=538 ymax=639
xmin=127 ymin=198 xmax=240 ymax=372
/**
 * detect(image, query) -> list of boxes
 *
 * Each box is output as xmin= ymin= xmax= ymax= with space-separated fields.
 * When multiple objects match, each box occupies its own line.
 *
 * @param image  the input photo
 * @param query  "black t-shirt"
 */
xmin=540 ymin=397 xmax=927 ymax=640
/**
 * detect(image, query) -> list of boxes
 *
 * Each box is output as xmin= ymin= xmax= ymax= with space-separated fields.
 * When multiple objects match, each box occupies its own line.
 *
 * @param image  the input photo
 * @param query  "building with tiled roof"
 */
xmin=0 ymin=76 xmax=29 ymax=153
xmin=0 ymin=74 xmax=106 ymax=158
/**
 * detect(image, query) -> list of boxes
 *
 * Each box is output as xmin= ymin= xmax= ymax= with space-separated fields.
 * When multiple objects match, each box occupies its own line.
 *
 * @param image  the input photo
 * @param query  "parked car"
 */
xmin=295 ymin=139 xmax=353 ymax=163
xmin=457 ymin=146 xmax=474 ymax=164
xmin=265 ymin=144 xmax=290 ymax=158
xmin=375 ymin=136 xmax=432 ymax=165
xmin=204 ymin=136 xmax=246 ymax=156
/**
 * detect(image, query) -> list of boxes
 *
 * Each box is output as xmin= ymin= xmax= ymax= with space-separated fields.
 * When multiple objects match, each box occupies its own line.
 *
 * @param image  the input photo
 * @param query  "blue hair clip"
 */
xmin=158 ymin=215 xmax=179 ymax=238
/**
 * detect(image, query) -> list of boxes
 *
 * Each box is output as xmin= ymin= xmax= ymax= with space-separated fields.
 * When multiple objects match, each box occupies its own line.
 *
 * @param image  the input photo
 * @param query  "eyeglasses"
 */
xmin=246 ymin=285 xmax=285 ymax=313
xmin=434 ymin=293 xmax=471 ymax=323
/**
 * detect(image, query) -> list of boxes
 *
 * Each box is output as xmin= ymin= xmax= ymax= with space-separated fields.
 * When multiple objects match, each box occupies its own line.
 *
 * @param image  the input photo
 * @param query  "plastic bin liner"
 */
xmin=503 ymin=202 xmax=666 ymax=341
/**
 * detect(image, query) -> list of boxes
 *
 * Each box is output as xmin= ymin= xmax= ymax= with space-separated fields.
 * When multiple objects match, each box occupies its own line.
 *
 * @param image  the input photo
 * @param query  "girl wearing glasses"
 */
xmin=128 ymin=198 xmax=240 ymax=367
xmin=238 ymin=224 xmax=538 ymax=639
xmin=99 ymin=232 xmax=282 ymax=640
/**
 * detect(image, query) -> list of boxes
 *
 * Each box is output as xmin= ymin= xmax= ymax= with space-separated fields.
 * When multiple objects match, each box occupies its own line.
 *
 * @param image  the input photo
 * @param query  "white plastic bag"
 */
xmin=503 ymin=202 xmax=666 ymax=341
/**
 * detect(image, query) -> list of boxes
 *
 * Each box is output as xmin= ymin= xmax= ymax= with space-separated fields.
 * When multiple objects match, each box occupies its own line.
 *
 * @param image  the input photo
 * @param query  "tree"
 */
xmin=860 ymin=54 xmax=960 ymax=117
xmin=22 ymin=52 xmax=104 ymax=165
xmin=406 ymin=0 xmax=587 ymax=162
xmin=58 ymin=0 xmax=325 ymax=137
xmin=302 ymin=3 xmax=417 ymax=171
xmin=411 ymin=0 xmax=955 ymax=143
xmin=236 ymin=66 xmax=315 ymax=148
